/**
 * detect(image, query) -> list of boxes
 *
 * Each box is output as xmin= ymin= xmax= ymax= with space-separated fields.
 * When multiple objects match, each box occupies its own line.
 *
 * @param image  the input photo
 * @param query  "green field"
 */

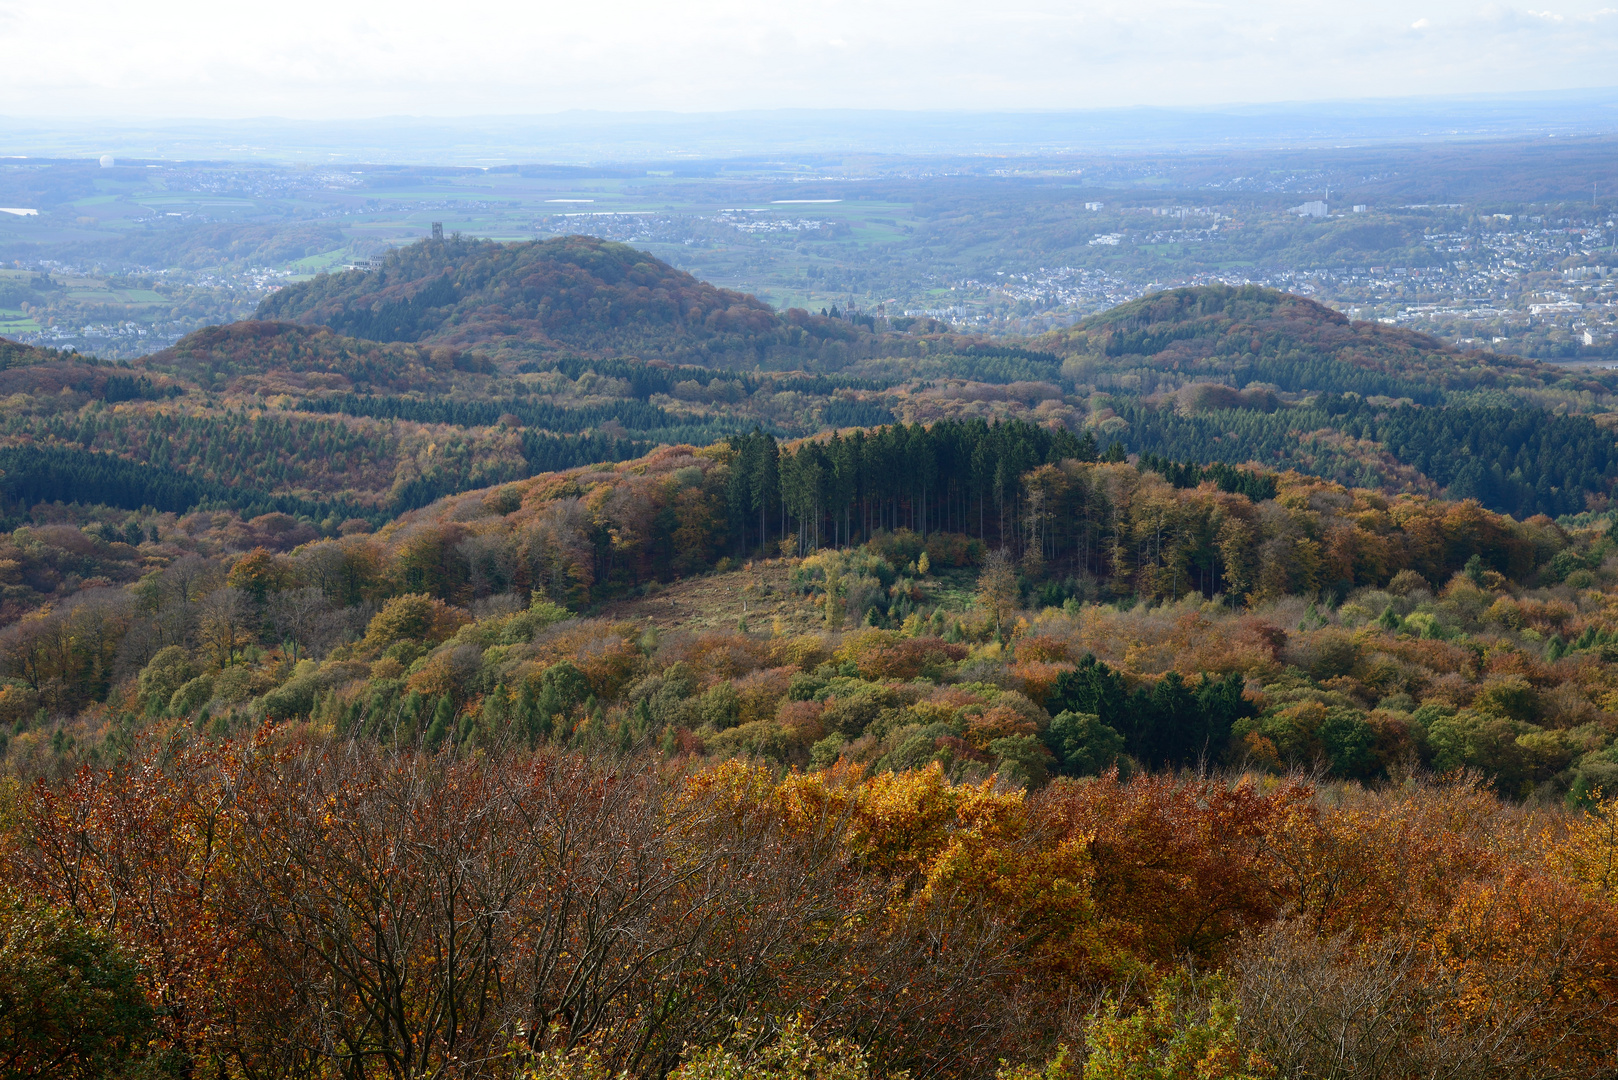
xmin=288 ymin=248 xmax=356 ymax=273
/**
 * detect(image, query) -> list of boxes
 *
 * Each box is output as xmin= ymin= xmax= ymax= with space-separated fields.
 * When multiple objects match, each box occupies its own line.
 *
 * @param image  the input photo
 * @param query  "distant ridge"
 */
xmin=1040 ymin=283 xmax=1558 ymax=400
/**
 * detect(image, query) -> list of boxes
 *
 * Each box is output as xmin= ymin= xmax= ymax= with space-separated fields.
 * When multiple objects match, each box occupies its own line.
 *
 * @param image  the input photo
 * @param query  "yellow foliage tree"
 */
xmin=1079 ymin=977 xmax=1271 ymax=1080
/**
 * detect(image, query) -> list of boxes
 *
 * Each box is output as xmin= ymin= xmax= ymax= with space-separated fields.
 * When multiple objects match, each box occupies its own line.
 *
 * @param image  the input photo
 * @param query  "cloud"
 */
xmin=0 ymin=0 xmax=1614 ymax=118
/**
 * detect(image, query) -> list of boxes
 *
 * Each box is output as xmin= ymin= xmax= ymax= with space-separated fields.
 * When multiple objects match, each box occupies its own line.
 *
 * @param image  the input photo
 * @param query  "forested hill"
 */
xmin=139 ymin=320 xmax=500 ymax=391
xmin=253 ymin=235 xmax=872 ymax=366
xmin=5 ymin=270 xmax=1618 ymax=541
xmin=0 ymin=336 xmax=76 ymax=371
xmin=1041 ymin=283 xmax=1609 ymax=402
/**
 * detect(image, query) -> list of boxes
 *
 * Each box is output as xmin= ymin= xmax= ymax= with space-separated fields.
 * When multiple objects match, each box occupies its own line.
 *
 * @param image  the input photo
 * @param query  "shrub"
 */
xmin=668 ymin=1019 xmax=876 ymax=1080
xmin=1046 ymin=711 xmax=1125 ymax=776
xmin=990 ymin=734 xmax=1052 ymax=788
xmin=169 ymin=675 xmax=215 ymax=717
xmin=0 ymin=899 xmax=155 ymax=1080
xmin=263 ymin=677 xmax=321 ymax=721
xmin=362 ymin=594 xmax=469 ymax=653
xmin=1080 ymin=975 xmax=1270 ymax=1080
xmin=137 ymin=646 xmax=196 ymax=707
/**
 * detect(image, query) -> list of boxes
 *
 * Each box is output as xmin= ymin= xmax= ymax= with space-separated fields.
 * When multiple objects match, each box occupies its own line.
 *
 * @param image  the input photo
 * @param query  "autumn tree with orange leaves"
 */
xmin=5 ymin=736 xmax=1618 ymax=1080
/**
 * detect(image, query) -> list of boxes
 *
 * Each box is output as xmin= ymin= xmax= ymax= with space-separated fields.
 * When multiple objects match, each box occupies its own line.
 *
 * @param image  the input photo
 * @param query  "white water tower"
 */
xmin=99 ymin=154 xmax=115 ymax=168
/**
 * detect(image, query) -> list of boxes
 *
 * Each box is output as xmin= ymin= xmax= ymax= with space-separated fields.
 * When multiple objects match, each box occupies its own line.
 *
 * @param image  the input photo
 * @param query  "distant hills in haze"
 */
xmin=1040 ymin=285 xmax=1563 ymax=401
xmin=2 ymin=236 xmax=1617 ymax=530
xmin=254 ymin=235 xmax=874 ymax=366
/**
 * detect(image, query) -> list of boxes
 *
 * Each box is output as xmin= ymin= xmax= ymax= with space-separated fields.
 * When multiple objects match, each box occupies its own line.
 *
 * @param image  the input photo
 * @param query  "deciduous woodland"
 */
xmin=6 ymin=237 xmax=1618 ymax=1079
xmin=5 ymin=429 xmax=1618 ymax=1079
xmin=7 ymin=744 xmax=1618 ymax=1080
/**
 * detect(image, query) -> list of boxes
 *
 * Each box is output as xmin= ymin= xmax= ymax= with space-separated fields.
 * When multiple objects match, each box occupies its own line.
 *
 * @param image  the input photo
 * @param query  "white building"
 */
xmin=1292 ymin=200 xmax=1328 ymax=218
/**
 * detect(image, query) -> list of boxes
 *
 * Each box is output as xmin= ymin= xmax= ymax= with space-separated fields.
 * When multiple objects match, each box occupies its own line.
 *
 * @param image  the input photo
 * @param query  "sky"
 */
xmin=2 ymin=0 xmax=1617 ymax=118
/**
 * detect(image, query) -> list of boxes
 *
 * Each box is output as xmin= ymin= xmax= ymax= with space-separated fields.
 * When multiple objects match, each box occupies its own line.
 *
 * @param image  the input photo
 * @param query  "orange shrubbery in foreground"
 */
xmin=4 ymin=739 xmax=1616 ymax=1079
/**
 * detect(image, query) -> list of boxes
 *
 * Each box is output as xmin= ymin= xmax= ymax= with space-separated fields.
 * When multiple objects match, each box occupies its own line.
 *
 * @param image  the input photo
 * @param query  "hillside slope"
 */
xmin=0 ymin=337 xmax=79 ymax=371
xmin=12 ymin=419 xmax=1618 ymax=812
xmin=5 ymin=273 xmax=1618 ymax=531
xmin=8 ymin=416 xmax=1618 ymax=1080
xmin=1021 ymin=285 xmax=1618 ymax=517
xmin=138 ymin=320 xmax=497 ymax=393
xmin=1042 ymin=284 xmax=1599 ymax=403
xmin=254 ymin=235 xmax=868 ymax=366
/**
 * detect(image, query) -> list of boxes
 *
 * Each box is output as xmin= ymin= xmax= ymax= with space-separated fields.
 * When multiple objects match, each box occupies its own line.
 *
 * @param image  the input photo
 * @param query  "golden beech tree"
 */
xmin=1035 ymin=772 xmax=1306 ymax=968
xmin=223 ymin=546 xmax=291 ymax=602
xmin=1551 ymin=794 xmax=1618 ymax=901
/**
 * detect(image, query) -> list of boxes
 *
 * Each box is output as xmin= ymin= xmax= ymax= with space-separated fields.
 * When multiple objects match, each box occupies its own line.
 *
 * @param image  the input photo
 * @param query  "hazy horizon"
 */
xmin=5 ymin=89 xmax=1618 ymax=165
xmin=5 ymin=0 xmax=1618 ymax=121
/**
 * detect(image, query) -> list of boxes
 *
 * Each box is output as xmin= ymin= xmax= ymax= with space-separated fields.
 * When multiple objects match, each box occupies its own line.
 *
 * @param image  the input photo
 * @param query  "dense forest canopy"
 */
xmin=0 ymin=424 xmax=1608 ymax=789
xmin=4 ymin=425 xmax=1618 ymax=1078
xmin=1 ymin=267 xmax=1615 ymax=532
xmin=3 ymin=241 xmax=1618 ymax=577
xmin=6 ymin=237 xmax=1618 ymax=1077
